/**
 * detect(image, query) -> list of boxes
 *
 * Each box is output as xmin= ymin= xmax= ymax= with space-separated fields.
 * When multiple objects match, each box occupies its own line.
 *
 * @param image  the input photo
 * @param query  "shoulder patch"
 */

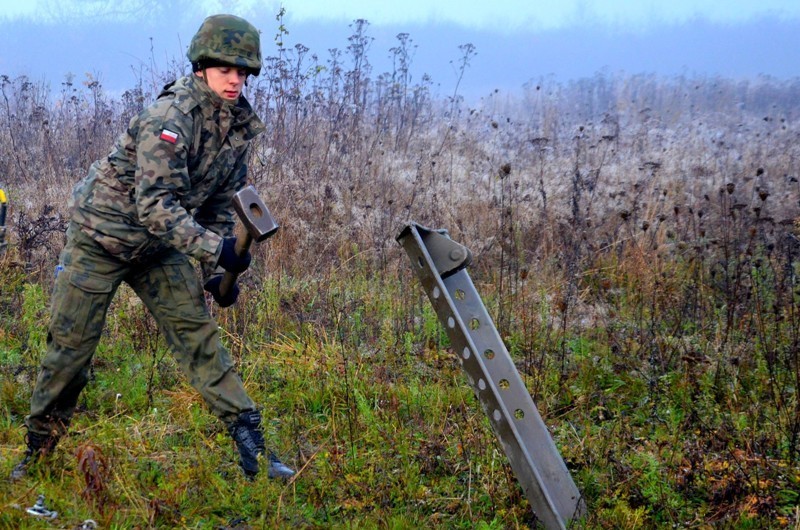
xmin=160 ymin=129 xmax=179 ymax=143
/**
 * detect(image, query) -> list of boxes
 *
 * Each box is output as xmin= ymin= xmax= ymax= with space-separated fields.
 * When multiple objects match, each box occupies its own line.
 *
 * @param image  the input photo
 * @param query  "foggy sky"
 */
xmin=0 ymin=1 xmax=797 ymax=102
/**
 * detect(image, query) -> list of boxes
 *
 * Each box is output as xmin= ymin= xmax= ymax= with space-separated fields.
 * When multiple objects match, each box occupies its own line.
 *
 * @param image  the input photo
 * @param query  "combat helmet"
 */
xmin=187 ymin=14 xmax=262 ymax=76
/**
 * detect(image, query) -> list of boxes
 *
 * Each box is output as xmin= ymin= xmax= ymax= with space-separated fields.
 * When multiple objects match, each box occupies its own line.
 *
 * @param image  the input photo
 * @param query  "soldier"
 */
xmin=11 ymin=14 xmax=295 ymax=481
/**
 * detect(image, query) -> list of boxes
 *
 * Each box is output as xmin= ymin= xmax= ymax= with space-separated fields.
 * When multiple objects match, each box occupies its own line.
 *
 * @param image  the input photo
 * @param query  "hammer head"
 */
xmin=232 ymin=185 xmax=279 ymax=242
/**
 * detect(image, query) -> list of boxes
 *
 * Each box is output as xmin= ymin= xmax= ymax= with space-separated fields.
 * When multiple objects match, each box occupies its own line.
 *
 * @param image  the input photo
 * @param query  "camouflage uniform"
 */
xmin=26 ymin=72 xmax=265 ymax=437
xmin=15 ymin=14 xmax=293 ymax=481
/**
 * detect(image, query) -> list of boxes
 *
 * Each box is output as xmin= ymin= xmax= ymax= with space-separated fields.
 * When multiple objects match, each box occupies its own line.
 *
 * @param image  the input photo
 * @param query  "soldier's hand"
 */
xmin=204 ymin=276 xmax=240 ymax=308
xmin=217 ymin=237 xmax=252 ymax=274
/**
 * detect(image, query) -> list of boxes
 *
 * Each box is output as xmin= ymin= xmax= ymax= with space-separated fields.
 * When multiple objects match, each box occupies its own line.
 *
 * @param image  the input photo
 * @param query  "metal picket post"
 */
xmin=397 ymin=222 xmax=585 ymax=529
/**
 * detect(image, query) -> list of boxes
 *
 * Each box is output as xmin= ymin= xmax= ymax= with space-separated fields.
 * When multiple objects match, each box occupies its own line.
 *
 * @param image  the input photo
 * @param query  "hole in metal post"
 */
xmin=417 ymin=256 xmax=424 ymax=268
xmin=448 ymin=317 xmax=455 ymax=328
xmin=462 ymin=347 xmax=471 ymax=359
xmin=478 ymin=379 xmax=486 ymax=390
xmin=432 ymin=286 xmax=440 ymax=299
xmin=493 ymin=410 xmax=501 ymax=421
xmin=514 ymin=409 xmax=525 ymax=419
xmin=499 ymin=379 xmax=509 ymax=389
xmin=454 ymin=289 xmax=465 ymax=300
xmin=484 ymin=349 xmax=495 ymax=360
xmin=469 ymin=318 xmax=480 ymax=330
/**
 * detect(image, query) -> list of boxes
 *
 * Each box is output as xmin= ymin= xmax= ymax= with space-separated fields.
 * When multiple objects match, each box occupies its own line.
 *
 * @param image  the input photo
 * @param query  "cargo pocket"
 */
xmin=145 ymin=251 xmax=203 ymax=314
xmin=50 ymin=270 xmax=114 ymax=350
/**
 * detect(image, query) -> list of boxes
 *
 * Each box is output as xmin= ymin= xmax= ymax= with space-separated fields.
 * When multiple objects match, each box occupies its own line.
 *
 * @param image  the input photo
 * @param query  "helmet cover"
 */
xmin=187 ymin=14 xmax=261 ymax=76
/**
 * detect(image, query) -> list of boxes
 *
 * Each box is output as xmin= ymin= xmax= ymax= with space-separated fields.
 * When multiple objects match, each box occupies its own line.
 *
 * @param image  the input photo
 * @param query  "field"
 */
xmin=2 ymin=21 xmax=800 ymax=529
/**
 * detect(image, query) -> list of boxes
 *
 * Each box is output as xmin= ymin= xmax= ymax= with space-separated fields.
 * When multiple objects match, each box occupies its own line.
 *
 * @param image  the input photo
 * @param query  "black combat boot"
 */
xmin=228 ymin=410 xmax=295 ymax=479
xmin=10 ymin=431 xmax=58 ymax=480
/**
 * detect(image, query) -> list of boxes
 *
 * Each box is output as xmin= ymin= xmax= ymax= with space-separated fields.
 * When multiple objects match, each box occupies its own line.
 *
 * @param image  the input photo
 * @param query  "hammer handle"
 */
xmin=218 ymin=223 xmax=253 ymax=299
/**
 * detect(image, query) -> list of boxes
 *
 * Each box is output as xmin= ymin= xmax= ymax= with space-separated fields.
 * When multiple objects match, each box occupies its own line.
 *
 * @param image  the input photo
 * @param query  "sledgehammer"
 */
xmin=218 ymin=185 xmax=279 ymax=298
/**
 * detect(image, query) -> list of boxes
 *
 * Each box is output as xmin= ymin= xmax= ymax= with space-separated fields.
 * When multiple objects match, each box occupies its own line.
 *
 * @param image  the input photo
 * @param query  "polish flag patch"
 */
xmin=159 ymin=129 xmax=179 ymax=144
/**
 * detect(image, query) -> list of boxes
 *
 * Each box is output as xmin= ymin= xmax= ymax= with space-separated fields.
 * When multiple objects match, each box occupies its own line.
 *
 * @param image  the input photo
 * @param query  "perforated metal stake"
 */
xmin=397 ymin=222 xmax=585 ymax=529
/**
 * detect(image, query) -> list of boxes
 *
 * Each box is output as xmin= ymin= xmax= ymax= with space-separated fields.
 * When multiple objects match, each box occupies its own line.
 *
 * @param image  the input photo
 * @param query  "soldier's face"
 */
xmin=198 ymin=66 xmax=248 ymax=101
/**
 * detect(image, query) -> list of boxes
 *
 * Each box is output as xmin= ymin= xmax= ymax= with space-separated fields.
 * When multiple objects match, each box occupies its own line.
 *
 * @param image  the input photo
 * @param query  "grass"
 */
xmin=0 ymin=260 xmax=542 ymax=528
xmin=2 ymin=235 xmax=800 ymax=528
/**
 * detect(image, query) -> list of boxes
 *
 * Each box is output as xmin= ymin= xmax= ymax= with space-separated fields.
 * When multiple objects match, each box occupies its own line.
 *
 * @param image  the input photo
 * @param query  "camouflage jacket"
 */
xmin=71 ymin=74 xmax=265 ymax=274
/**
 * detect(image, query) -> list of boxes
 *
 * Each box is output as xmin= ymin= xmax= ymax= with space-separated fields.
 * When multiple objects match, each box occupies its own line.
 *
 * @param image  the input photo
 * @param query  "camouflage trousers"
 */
xmin=26 ymin=223 xmax=255 ymax=438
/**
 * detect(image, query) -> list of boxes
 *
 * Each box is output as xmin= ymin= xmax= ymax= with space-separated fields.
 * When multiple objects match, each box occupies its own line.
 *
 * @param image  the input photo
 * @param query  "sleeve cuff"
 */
xmin=203 ymin=231 xmax=224 ymax=267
